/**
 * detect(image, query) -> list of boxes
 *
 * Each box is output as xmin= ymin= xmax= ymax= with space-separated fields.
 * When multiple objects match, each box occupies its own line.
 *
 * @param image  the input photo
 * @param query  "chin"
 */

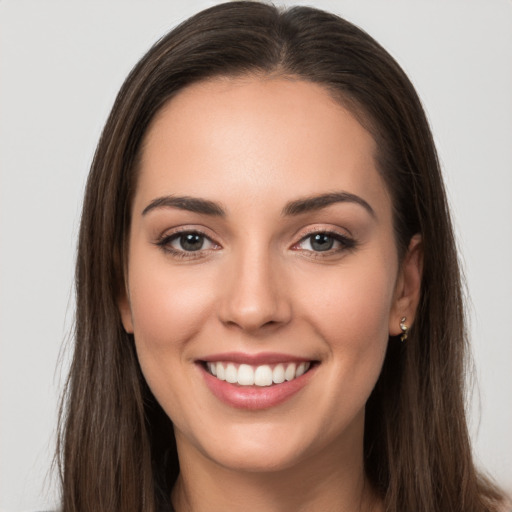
xmin=173 ymin=416 xmax=317 ymax=474
xmin=207 ymin=440 xmax=310 ymax=474
xmin=188 ymin=413 xmax=354 ymax=475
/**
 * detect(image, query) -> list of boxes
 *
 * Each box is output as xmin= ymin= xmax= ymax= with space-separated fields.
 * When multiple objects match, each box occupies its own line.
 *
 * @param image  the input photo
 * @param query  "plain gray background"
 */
xmin=1 ymin=1 xmax=511 ymax=510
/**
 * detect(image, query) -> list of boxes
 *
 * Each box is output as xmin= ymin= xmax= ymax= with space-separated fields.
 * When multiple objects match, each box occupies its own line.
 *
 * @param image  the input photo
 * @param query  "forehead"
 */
xmin=136 ymin=76 xmax=391 ymax=220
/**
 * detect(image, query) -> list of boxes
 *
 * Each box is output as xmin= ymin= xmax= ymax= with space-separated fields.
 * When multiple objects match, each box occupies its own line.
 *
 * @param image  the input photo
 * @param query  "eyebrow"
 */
xmin=141 ymin=191 xmax=375 ymax=219
xmin=142 ymin=195 xmax=226 ymax=216
xmin=282 ymin=192 xmax=376 ymax=218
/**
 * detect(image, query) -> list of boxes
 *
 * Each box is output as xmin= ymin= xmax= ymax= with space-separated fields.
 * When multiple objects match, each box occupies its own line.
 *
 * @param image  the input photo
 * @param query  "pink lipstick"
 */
xmin=197 ymin=353 xmax=317 ymax=410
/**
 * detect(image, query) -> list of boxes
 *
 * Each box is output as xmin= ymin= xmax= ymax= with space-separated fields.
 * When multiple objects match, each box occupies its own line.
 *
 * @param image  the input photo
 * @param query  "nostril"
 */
xmin=217 ymin=264 xmax=292 ymax=331
xmin=223 ymin=318 xmax=286 ymax=333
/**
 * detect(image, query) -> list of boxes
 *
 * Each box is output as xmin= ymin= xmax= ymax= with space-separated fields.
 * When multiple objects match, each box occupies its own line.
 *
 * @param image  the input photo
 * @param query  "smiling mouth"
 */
xmin=203 ymin=361 xmax=314 ymax=387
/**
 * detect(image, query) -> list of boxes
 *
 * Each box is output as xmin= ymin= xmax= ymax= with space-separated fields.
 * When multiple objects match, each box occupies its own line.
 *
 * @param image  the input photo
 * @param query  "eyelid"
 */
xmin=291 ymin=227 xmax=357 ymax=253
xmin=157 ymin=225 xmax=219 ymax=243
xmin=169 ymin=232 xmax=217 ymax=250
xmin=153 ymin=224 xmax=356 ymax=258
xmin=154 ymin=226 xmax=222 ymax=257
xmin=292 ymin=225 xmax=352 ymax=243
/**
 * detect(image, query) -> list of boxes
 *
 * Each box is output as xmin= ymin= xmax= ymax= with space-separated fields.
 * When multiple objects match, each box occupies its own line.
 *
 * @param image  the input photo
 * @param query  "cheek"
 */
xmin=301 ymin=260 xmax=395 ymax=340
xmin=126 ymin=252 xmax=216 ymax=372
xmin=293 ymin=259 xmax=395 ymax=437
xmin=296 ymin=254 xmax=396 ymax=388
xmin=126 ymin=255 xmax=223 ymax=429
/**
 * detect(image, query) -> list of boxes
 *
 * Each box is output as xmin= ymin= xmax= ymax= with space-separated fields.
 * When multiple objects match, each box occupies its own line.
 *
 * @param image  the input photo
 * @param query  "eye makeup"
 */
xmin=153 ymin=224 xmax=358 ymax=262
xmin=154 ymin=228 xmax=221 ymax=260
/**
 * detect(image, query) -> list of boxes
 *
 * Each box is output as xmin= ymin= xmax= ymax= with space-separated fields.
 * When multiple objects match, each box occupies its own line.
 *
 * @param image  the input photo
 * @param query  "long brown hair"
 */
xmin=57 ymin=2 xmax=505 ymax=511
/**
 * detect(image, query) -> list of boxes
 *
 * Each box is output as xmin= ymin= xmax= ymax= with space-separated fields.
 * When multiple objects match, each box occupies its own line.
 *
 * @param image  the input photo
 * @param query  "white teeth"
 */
xmin=225 ymin=363 xmax=237 ymax=383
xmin=254 ymin=365 xmax=273 ymax=386
xmin=296 ymin=362 xmax=306 ymax=377
xmin=206 ymin=361 xmax=312 ymax=386
xmin=237 ymin=364 xmax=254 ymax=385
xmin=284 ymin=363 xmax=296 ymax=381
xmin=216 ymin=362 xmax=225 ymax=381
xmin=272 ymin=364 xmax=285 ymax=384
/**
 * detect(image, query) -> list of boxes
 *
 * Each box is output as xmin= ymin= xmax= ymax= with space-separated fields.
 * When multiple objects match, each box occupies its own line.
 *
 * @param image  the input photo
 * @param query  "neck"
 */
xmin=171 ymin=428 xmax=382 ymax=512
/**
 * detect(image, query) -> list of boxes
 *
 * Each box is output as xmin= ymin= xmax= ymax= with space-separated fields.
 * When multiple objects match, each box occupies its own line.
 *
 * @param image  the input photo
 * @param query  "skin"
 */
xmin=119 ymin=76 xmax=422 ymax=512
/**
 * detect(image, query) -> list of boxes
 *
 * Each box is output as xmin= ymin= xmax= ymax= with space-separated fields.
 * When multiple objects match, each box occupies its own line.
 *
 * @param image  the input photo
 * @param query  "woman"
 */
xmin=57 ymin=2 xmax=507 ymax=511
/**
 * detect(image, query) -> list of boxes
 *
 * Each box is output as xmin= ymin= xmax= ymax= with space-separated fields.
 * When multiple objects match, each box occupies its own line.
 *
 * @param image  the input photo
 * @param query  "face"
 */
xmin=120 ymin=77 xmax=420 ymax=473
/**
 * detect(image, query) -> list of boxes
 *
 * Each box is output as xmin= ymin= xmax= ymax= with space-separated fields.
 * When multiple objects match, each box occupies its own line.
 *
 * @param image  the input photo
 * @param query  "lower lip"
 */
xmin=199 ymin=363 xmax=316 ymax=410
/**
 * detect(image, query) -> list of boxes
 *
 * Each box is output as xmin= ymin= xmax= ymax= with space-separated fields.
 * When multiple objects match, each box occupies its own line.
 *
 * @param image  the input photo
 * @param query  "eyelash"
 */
xmin=155 ymin=228 xmax=218 ymax=260
xmin=155 ymin=228 xmax=357 ymax=260
xmin=292 ymin=229 xmax=357 ymax=257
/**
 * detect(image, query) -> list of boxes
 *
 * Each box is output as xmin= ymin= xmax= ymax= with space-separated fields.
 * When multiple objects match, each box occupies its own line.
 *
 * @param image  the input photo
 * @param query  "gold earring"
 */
xmin=399 ymin=317 xmax=408 ymax=342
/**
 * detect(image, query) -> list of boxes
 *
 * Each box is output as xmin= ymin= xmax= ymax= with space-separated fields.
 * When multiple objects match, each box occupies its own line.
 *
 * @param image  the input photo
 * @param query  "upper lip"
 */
xmin=198 ymin=352 xmax=315 ymax=365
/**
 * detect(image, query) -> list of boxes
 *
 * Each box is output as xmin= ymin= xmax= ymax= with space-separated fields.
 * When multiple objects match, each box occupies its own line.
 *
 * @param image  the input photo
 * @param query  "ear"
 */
xmin=389 ymin=234 xmax=423 ymax=336
xmin=118 ymin=286 xmax=134 ymax=334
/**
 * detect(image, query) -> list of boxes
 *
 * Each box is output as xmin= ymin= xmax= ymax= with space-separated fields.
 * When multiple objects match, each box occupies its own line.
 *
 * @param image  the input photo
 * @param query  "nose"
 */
xmin=218 ymin=246 xmax=292 ymax=333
